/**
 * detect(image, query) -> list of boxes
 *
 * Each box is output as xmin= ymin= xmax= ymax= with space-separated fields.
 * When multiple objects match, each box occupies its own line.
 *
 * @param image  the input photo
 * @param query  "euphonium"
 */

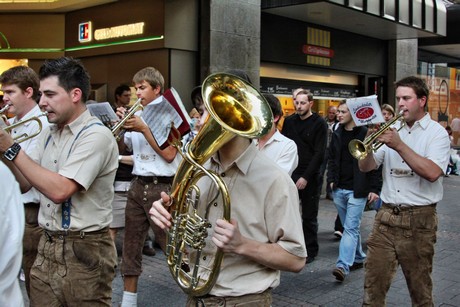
xmin=348 ymin=111 xmax=404 ymax=160
xmin=166 ymin=73 xmax=273 ymax=296
xmin=111 ymin=98 xmax=143 ymax=141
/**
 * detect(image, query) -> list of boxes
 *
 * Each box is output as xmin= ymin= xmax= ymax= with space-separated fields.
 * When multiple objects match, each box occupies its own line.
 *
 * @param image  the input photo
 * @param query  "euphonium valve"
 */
xmin=166 ymin=73 xmax=273 ymax=296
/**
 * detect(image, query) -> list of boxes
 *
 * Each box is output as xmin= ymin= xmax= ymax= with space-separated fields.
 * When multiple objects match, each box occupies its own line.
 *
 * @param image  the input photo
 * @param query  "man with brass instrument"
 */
xmin=149 ymin=80 xmax=307 ymax=306
xmin=0 ymin=65 xmax=50 ymax=297
xmin=0 ymin=57 xmax=119 ymax=306
xmin=358 ymin=76 xmax=450 ymax=306
xmin=116 ymin=67 xmax=181 ymax=307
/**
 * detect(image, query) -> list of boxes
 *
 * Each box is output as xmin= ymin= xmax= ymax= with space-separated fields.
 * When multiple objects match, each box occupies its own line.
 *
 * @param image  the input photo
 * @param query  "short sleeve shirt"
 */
xmin=31 ymin=110 xmax=119 ymax=231
xmin=192 ymin=144 xmax=306 ymax=296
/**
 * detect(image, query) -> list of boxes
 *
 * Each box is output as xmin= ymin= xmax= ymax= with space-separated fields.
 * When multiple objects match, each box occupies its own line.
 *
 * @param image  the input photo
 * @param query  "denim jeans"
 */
xmin=332 ymin=188 xmax=367 ymax=275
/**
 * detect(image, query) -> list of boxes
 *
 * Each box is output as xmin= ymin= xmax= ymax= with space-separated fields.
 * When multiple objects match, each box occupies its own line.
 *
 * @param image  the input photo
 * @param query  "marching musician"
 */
xmin=149 ymin=73 xmax=307 ymax=306
xmin=0 ymin=57 xmax=119 ymax=306
xmin=116 ymin=67 xmax=181 ymax=307
xmin=0 ymin=66 xmax=50 ymax=297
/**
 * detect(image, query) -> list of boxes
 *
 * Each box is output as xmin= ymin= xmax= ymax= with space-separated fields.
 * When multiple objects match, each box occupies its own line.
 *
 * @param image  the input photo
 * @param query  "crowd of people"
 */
xmin=0 ymin=58 xmax=452 ymax=307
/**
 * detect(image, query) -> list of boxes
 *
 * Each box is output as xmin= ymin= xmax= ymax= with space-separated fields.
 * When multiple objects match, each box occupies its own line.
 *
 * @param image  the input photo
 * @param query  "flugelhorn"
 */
xmin=111 ymin=98 xmax=143 ymax=141
xmin=165 ymin=73 xmax=273 ymax=296
xmin=3 ymin=112 xmax=48 ymax=143
xmin=348 ymin=111 xmax=404 ymax=160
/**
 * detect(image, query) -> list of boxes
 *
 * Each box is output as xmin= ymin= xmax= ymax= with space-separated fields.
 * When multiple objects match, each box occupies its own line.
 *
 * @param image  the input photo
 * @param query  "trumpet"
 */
xmin=3 ymin=112 xmax=48 ymax=143
xmin=111 ymin=98 xmax=143 ymax=141
xmin=0 ymin=104 xmax=11 ymax=122
xmin=348 ymin=111 xmax=404 ymax=160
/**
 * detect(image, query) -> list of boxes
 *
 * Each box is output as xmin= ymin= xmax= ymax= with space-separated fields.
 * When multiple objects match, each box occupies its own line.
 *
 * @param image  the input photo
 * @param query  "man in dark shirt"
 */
xmin=282 ymin=89 xmax=327 ymax=263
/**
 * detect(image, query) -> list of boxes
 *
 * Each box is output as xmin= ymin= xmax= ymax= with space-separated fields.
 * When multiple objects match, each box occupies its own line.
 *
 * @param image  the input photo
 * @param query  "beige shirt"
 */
xmin=192 ymin=144 xmax=306 ymax=297
xmin=31 ymin=110 xmax=118 ymax=231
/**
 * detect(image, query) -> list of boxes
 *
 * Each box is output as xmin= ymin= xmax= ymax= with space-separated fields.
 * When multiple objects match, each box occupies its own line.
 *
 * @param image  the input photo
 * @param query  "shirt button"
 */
xmin=154 ymin=179 xmax=158 ymax=184
xmin=221 ymin=172 xmax=225 ymax=177
xmin=46 ymin=223 xmax=49 ymax=226
xmin=54 ymin=160 xmax=57 ymax=163
xmin=145 ymin=185 xmax=149 ymax=189
xmin=47 ymin=204 xmax=50 ymax=207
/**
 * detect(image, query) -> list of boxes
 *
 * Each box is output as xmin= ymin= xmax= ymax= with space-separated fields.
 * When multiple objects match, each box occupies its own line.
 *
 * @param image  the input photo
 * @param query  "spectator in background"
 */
xmin=0 ymin=161 xmax=24 ymax=307
xmin=256 ymin=93 xmax=298 ymax=175
xmin=381 ymin=104 xmax=395 ymax=122
xmin=282 ymin=89 xmax=328 ymax=264
xmin=327 ymin=100 xmax=380 ymax=282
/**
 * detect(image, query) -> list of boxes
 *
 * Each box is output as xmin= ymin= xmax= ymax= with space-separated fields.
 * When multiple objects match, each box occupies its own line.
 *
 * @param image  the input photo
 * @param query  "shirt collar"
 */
xmin=210 ymin=142 xmax=257 ymax=175
xmin=50 ymin=109 xmax=92 ymax=135
xmin=404 ymin=112 xmax=431 ymax=131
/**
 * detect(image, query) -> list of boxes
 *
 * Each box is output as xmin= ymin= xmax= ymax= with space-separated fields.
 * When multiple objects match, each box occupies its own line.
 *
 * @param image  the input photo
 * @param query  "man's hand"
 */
xmin=376 ymin=127 xmax=402 ymax=150
xmin=212 ymin=218 xmax=244 ymax=254
xmin=149 ymin=191 xmax=173 ymax=229
xmin=0 ymin=128 xmax=14 ymax=153
xmin=367 ymin=192 xmax=379 ymax=204
xmin=296 ymin=177 xmax=308 ymax=190
xmin=123 ymin=116 xmax=148 ymax=133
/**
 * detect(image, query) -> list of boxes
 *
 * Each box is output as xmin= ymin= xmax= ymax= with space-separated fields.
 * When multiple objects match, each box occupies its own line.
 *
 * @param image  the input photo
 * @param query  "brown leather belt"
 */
xmin=136 ymin=175 xmax=174 ymax=184
xmin=44 ymin=226 xmax=109 ymax=241
xmin=382 ymin=203 xmax=436 ymax=215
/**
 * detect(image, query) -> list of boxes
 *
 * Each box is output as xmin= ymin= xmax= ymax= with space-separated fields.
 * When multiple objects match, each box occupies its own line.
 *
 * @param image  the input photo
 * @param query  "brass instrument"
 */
xmin=0 ymin=104 xmax=10 ymax=122
xmin=348 ymin=111 xmax=404 ymax=160
xmin=3 ymin=112 xmax=47 ymax=143
xmin=111 ymin=98 xmax=143 ymax=141
xmin=166 ymin=73 xmax=273 ymax=296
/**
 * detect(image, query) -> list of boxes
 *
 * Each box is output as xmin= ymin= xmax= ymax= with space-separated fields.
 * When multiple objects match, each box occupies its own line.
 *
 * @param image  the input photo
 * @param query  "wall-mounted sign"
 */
xmin=79 ymin=21 xmax=92 ymax=43
xmin=303 ymin=45 xmax=334 ymax=58
xmin=94 ymin=22 xmax=145 ymax=41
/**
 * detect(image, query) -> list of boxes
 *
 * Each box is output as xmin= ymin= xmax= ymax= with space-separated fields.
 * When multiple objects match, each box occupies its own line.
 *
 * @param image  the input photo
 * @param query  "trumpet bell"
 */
xmin=348 ymin=139 xmax=368 ymax=160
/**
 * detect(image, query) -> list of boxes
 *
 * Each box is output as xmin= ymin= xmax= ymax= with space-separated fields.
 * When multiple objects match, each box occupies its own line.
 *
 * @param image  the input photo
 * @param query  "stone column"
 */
xmin=200 ymin=0 xmax=261 ymax=87
xmin=387 ymin=38 xmax=418 ymax=105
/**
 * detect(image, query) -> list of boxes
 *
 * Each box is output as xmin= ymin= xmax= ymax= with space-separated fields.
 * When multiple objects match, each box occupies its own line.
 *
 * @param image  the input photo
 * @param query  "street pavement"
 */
xmin=20 ymin=175 xmax=460 ymax=306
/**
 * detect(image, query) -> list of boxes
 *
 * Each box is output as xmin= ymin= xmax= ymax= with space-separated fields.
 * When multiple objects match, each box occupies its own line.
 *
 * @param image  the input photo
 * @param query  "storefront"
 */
xmin=260 ymin=12 xmax=387 ymax=119
xmin=0 ymin=0 xmax=199 ymax=109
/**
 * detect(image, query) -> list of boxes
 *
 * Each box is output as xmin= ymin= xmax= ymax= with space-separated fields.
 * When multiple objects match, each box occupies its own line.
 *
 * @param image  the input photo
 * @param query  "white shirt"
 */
xmin=124 ymin=96 xmax=181 ymax=177
xmin=374 ymin=113 xmax=450 ymax=206
xmin=8 ymin=105 xmax=49 ymax=204
xmin=255 ymin=130 xmax=298 ymax=175
xmin=0 ymin=162 xmax=24 ymax=307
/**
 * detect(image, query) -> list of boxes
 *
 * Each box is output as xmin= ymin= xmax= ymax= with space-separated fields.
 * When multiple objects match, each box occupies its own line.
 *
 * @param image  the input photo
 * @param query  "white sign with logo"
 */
xmin=346 ymin=95 xmax=385 ymax=126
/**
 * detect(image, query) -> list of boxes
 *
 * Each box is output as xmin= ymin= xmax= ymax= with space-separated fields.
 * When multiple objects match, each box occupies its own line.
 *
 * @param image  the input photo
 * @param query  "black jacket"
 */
xmin=327 ymin=124 xmax=381 ymax=198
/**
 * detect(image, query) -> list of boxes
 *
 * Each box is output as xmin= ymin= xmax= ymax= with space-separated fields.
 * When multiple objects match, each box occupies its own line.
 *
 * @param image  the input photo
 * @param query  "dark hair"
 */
xmin=263 ymin=94 xmax=282 ymax=124
xmin=395 ymin=76 xmax=429 ymax=101
xmin=39 ymin=57 xmax=91 ymax=103
xmin=115 ymin=84 xmax=131 ymax=100
xmin=0 ymin=66 xmax=40 ymax=101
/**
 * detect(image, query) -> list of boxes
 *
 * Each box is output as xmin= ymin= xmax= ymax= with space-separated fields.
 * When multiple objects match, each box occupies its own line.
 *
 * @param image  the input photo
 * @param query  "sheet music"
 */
xmin=87 ymin=102 xmax=118 ymax=127
xmin=141 ymin=97 xmax=183 ymax=146
xmin=346 ymin=95 xmax=385 ymax=126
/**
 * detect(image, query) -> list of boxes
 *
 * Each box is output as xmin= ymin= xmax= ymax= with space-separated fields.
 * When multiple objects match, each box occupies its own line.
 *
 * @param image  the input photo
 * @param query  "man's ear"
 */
xmin=24 ymin=87 xmax=34 ymax=100
xmin=70 ymin=88 xmax=83 ymax=103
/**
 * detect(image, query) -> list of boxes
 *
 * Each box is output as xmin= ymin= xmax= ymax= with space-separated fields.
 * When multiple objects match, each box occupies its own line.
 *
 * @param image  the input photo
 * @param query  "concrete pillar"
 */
xmin=387 ymin=39 xmax=418 ymax=105
xmin=200 ymin=0 xmax=261 ymax=88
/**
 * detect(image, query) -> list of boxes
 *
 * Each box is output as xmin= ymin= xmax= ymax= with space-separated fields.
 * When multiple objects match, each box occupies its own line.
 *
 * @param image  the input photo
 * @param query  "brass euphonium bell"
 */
xmin=166 ymin=73 xmax=273 ymax=296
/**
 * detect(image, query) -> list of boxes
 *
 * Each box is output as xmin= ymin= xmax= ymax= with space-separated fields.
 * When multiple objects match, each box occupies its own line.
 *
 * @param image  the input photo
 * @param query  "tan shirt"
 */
xmin=31 ymin=110 xmax=118 ymax=231
xmin=193 ymin=144 xmax=306 ymax=297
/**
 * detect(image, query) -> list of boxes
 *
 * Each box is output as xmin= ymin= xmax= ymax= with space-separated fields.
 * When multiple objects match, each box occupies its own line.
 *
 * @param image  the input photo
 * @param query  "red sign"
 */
xmin=355 ymin=107 xmax=374 ymax=119
xmin=302 ymin=45 xmax=334 ymax=58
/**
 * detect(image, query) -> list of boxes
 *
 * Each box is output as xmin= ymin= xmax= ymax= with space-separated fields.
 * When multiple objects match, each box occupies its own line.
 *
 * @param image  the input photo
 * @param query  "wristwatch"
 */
xmin=3 ymin=142 xmax=21 ymax=161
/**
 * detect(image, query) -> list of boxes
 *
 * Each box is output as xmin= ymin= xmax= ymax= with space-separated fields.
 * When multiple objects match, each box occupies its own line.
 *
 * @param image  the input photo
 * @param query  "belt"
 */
xmin=44 ymin=226 xmax=109 ymax=241
xmin=135 ymin=175 xmax=174 ymax=184
xmin=382 ymin=203 xmax=436 ymax=215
